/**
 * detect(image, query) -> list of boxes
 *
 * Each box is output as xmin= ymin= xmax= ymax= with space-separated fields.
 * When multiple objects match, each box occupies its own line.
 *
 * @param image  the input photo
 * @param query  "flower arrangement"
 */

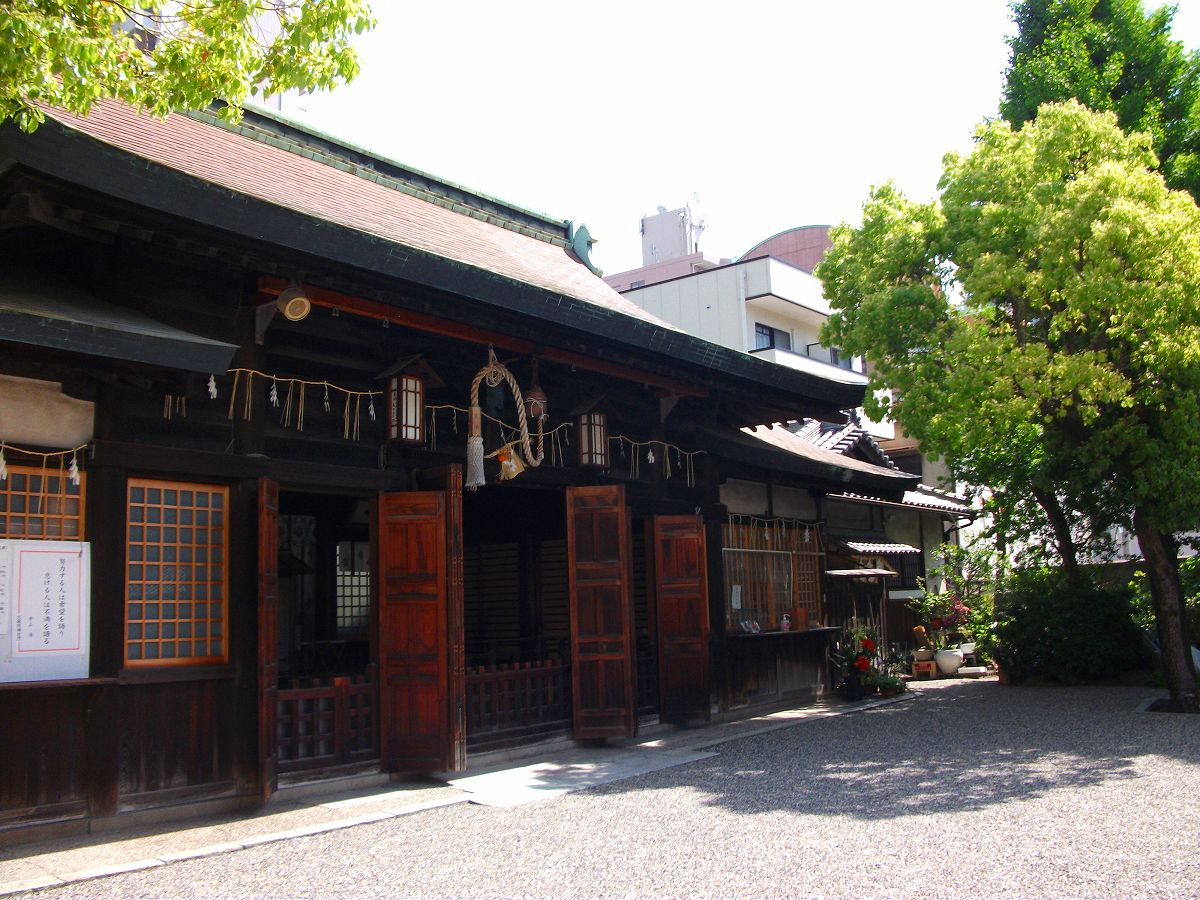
xmin=833 ymin=620 xmax=882 ymax=700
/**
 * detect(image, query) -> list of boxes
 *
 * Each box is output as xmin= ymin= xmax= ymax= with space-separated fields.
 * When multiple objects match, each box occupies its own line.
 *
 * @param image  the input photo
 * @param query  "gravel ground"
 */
xmin=18 ymin=680 xmax=1200 ymax=899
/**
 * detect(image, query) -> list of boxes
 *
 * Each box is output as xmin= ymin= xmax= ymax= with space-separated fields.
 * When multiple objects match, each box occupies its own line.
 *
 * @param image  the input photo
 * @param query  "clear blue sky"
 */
xmin=289 ymin=0 xmax=1200 ymax=275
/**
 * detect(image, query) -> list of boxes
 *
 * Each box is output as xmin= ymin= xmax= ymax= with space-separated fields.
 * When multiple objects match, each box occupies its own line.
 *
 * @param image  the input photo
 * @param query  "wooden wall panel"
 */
xmin=118 ymin=681 xmax=234 ymax=802
xmin=0 ymin=688 xmax=89 ymax=824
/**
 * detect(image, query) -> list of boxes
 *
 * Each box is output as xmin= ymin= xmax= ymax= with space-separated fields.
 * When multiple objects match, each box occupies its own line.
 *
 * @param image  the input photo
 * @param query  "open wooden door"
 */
xmin=257 ymin=477 xmax=279 ymax=799
xmin=414 ymin=464 xmax=467 ymax=773
xmin=377 ymin=491 xmax=454 ymax=772
xmin=653 ymin=515 xmax=711 ymax=725
xmin=566 ymin=484 xmax=637 ymax=740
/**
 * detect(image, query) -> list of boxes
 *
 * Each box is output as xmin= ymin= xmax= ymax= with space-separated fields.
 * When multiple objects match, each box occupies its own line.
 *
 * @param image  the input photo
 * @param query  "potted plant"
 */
xmin=832 ymin=620 xmax=881 ymax=701
xmin=875 ymin=673 xmax=905 ymax=697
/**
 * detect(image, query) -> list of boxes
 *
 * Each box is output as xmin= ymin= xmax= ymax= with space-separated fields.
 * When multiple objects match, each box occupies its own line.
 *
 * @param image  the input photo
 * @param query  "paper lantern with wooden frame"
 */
xmin=376 ymin=355 xmax=444 ymax=445
xmin=571 ymin=397 xmax=613 ymax=469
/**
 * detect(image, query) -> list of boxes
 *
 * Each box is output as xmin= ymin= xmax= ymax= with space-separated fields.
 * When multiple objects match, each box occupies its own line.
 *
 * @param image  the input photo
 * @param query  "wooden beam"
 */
xmin=257 ymin=277 xmax=707 ymax=397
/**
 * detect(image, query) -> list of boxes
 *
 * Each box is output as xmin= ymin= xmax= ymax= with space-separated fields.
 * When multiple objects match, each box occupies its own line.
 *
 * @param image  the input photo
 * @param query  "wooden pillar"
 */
xmin=231 ymin=307 xmax=265 ymax=456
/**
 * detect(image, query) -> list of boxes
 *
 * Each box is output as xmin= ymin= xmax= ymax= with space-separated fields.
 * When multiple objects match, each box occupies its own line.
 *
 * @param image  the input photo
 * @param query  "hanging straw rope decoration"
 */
xmin=464 ymin=347 xmax=545 ymax=490
xmin=216 ymin=369 xmax=382 ymax=438
xmin=609 ymin=435 xmax=705 ymax=487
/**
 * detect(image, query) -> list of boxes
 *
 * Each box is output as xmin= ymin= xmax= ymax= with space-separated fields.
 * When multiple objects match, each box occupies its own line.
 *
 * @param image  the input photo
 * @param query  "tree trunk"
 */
xmin=1032 ymin=487 xmax=1081 ymax=585
xmin=1134 ymin=508 xmax=1198 ymax=713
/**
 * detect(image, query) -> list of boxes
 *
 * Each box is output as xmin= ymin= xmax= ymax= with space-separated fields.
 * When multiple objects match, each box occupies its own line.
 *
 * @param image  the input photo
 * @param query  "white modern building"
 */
xmin=605 ymin=206 xmax=972 ymax=610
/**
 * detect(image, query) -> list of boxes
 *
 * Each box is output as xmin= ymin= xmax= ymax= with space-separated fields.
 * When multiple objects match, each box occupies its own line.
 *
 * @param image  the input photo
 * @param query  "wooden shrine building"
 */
xmin=0 ymin=101 xmax=919 ymax=843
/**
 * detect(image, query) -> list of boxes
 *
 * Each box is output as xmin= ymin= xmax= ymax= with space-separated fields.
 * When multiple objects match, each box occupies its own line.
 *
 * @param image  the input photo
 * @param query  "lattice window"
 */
xmin=722 ymin=517 xmax=824 ymax=633
xmin=336 ymin=540 xmax=370 ymax=637
xmin=0 ymin=464 xmax=86 ymax=540
xmin=125 ymin=479 xmax=228 ymax=666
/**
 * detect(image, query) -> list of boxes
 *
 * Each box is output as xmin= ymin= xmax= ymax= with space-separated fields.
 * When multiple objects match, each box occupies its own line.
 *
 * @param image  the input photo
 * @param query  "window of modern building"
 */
xmin=754 ymin=323 xmax=792 ymax=352
xmin=124 ymin=479 xmax=228 ymax=666
xmin=0 ymin=465 xmax=86 ymax=540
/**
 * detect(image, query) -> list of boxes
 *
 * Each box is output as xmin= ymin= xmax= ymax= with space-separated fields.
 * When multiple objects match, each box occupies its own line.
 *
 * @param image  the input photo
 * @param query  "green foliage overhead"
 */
xmin=819 ymin=101 xmax=1200 ymax=540
xmin=0 ymin=1 xmax=375 ymax=131
xmin=1002 ymin=0 xmax=1200 ymax=199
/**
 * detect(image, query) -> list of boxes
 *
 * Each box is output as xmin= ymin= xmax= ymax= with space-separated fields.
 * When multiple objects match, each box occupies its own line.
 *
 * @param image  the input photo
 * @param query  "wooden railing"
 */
xmin=466 ymin=659 xmax=569 ymax=746
xmin=277 ymin=669 xmax=377 ymax=772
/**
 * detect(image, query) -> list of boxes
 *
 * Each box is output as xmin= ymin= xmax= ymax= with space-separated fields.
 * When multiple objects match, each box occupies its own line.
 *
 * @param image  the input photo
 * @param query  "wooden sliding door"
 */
xmin=653 ymin=514 xmax=711 ymax=725
xmin=377 ymin=490 xmax=461 ymax=772
xmin=566 ymin=485 xmax=636 ymax=740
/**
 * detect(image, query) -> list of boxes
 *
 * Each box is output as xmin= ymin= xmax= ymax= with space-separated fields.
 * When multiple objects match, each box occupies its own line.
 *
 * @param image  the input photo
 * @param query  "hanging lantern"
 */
xmin=387 ymin=373 xmax=424 ymax=444
xmin=577 ymin=411 xmax=609 ymax=468
xmin=377 ymin=355 xmax=443 ymax=445
xmin=524 ymin=358 xmax=549 ymax=422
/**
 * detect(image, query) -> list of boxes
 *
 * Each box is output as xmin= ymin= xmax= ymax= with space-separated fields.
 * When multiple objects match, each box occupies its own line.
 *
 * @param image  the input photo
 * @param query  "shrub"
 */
xmin=993 ymin=568 xmax=1149 ymax=684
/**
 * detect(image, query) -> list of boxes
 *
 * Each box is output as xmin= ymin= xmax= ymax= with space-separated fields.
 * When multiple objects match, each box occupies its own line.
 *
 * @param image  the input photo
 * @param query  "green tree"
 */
xmin=0 ymin=1 xmax=374 ymax=132
xmin=818 ymin=102 xmax=1200 ymax=711
xmin=1002 ymin=0 xmax=1200 ymax=200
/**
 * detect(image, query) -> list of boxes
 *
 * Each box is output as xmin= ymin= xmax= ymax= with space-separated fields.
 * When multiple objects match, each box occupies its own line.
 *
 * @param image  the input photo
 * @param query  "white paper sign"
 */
xmin=0 ymin=542 xmax=9 ymax=637
xmin=0 ymin=540 xmax=90 ymax=682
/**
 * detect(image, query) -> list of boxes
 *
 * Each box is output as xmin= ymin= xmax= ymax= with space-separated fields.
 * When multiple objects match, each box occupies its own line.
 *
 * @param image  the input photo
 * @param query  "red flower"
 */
xmin=853 ymin=654 xmax=870 ymax=671
xmin=861 ymin=638 xmax=876 ymax=653
xmin=930 ymin=616 xmax=944 ymax=630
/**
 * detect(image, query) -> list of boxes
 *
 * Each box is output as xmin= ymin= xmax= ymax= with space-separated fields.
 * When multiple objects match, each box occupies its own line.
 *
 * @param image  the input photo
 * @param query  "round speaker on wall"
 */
xmin=276 ymin=286 xmax=311 ymax=322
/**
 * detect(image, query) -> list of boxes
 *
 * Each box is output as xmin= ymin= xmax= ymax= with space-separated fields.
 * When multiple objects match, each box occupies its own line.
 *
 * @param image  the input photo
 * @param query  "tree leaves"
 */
xmin=0 ymin=1 xmax=375 ymax=130
xmin=1003 ymin=0 xmax=1200 ymax=201
xmin=817 ymin=101 xmax=1200 ymax=553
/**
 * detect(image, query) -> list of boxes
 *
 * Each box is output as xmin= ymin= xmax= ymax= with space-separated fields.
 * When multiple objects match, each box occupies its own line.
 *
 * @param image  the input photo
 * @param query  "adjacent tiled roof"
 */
xmin=833 ymin=484 xmax=974 ymax=517
xmin=790 ymin=418 xmax=973 ymax=517
xmin=39 ymin=101 xmax=678 ymax=334
xmin=902 ymin=484 xmax=975 ymax=515
xmin=838 ymin=538 xmax=922 ymax=555
xmin=740 ymin=424 xmax=914 ymax=481
xmin=790 ymin=419 xmax=897 ymax=469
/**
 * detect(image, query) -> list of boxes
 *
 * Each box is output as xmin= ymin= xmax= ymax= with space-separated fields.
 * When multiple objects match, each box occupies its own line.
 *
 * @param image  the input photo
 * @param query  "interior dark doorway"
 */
xmin=460 ymin=485 xmax=570 ymax=749
xmin=274 ymin=489 xmax=378 ymax=775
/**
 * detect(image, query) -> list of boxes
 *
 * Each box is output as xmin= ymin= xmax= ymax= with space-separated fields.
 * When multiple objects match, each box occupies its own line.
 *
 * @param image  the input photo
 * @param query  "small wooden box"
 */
xmin=911 ymin=660 xmax=938 ymax=679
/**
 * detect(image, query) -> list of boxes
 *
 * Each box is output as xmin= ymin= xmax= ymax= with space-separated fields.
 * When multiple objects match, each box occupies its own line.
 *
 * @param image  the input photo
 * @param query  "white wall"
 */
xmin=629 ymin=265 xmax=746 ymax=351
xmin=0 ymin=375 xmax=94 ymax=448
xmin=720 ymin=478 xmax=769 ymax=515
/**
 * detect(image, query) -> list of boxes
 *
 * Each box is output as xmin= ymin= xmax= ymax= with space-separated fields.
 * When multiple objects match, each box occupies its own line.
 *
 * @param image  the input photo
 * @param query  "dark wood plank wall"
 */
xmin=0 ymin=687 xmax=91 ymax=826
xmin=722 ymin=633 xmax=832 ymax=711
xmin=117 ymin=680 xmax=235 ymax=804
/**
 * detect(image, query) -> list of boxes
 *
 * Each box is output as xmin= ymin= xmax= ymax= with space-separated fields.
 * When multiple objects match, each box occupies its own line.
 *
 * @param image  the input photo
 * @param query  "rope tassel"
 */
xmin=464 ymin=347 xmax=546 ymax=490
xmin=466 ymin=407 xmax=485 ymax=490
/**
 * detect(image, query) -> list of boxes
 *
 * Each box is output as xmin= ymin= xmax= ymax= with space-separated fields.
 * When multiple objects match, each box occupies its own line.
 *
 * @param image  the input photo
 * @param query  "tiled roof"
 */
xmin=740 ymin=424 xmax=914 ymax=481
xmin=838 ymin=538 xmax=922 ymax=555
xmin=790 ymin=418 xmax=897 ymax=468
xmin=833 ymin=484 xmax=974 ymax=517
xmin=902 ymin=484 xmax=974 ymax=515
xmin=40 ymin=101 xmax=678 ymax=334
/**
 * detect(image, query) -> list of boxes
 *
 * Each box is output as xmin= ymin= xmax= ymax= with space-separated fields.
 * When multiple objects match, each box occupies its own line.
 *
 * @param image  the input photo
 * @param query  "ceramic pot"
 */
xmin=935 ymin=648 xmax=964 ymax=675
xmin=913 ymin=647 xmax=935 ymax=662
